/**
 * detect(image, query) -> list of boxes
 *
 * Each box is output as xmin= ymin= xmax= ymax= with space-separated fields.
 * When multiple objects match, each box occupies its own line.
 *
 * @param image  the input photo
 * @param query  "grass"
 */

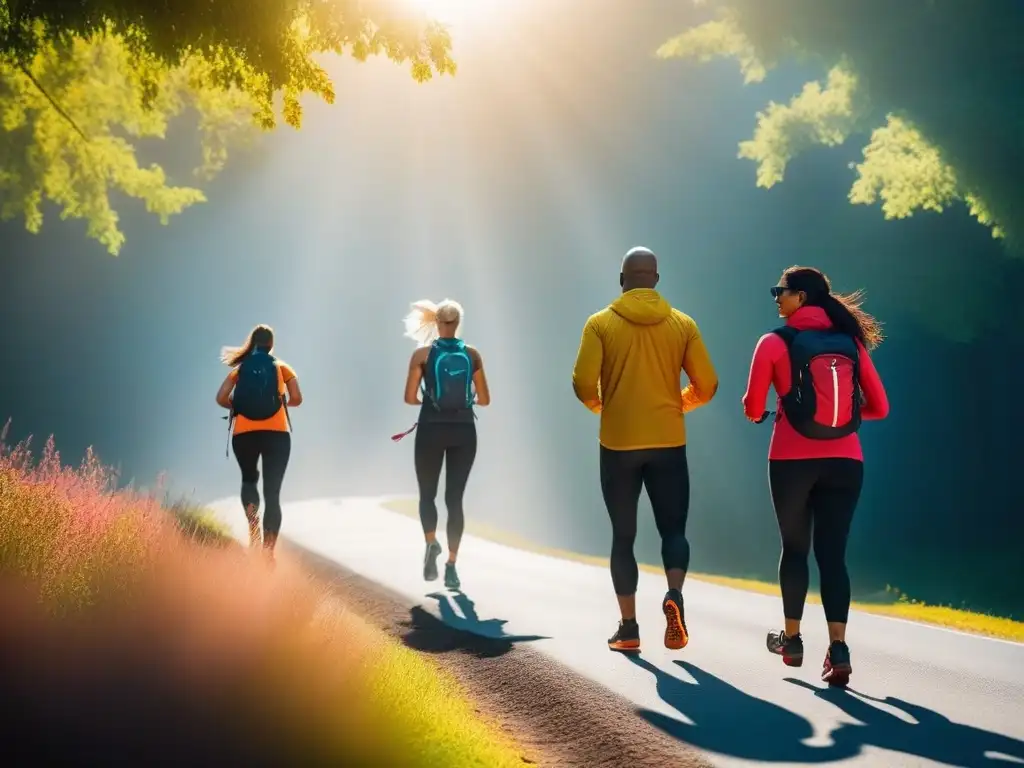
xmin=0 ymin=428 xmax=526 ymax=768
xmin=168 ymin=499 xmax=237 ymax=547
xmin=381 ymin=498 xmax=1024 ymax=643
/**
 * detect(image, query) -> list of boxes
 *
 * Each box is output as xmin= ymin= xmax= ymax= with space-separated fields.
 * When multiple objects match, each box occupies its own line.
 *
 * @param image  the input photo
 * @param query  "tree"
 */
xmin=658 ymin=0 xmax=1022 ymax=250
xmin=0 ymin=0 xmax=456 ymax=254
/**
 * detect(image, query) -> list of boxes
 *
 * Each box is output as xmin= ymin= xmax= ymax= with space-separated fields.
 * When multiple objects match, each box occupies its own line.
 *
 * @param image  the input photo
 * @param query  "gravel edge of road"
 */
xmin=288 ymin=542 xmax=713 ymax=768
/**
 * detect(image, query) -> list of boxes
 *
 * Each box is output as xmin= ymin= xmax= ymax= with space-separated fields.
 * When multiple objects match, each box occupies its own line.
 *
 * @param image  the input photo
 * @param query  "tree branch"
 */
xmin=17 ymin=61 xmax=89 ymax=141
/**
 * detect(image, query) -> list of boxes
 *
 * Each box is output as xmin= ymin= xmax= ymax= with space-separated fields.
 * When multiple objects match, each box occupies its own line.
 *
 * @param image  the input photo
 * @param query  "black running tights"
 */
xmin=769 ymin=458 xmax=864 ymax=624
xmin=232 ymin=430 xmax=291 ymax=537
xmin=414 ymin=422 xmax=477 ymax=552
xmin=600 ymin=445 xmax=691 ymax=596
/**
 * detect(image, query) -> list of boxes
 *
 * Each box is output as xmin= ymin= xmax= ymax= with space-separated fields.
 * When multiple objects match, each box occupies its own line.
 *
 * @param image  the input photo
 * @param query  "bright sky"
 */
xmin=404 ymin=0 xmax=528 ymax=33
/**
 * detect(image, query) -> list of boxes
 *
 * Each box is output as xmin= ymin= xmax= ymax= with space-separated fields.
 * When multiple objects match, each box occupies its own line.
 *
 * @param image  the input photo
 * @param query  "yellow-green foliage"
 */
xmin=850 ymin=115 xmax=1004 ymax=238
xmin=0 ymin=0 xmax=456 ymax=107
xmin=0 ymin=0 xmax=456 ymax=255
xmin=0 ymin=24 xmax=258 ymax=255
xmin=738 ymin=64 xmax=863 ymax=188
xmin=656 ymin=10 xmax=768 ymax=85
xmin=659 ymin=13 xmax=1004 ymax=241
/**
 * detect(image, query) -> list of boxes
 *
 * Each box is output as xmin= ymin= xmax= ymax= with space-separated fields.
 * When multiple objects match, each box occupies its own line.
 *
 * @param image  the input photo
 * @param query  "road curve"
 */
xmin=207 ymin=496 xmax=1024 ymax=768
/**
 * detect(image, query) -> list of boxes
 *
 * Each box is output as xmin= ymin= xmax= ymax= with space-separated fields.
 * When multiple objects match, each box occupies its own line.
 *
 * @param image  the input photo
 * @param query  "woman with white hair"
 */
xmin=399 ymin=298 xmax=490 ymax=590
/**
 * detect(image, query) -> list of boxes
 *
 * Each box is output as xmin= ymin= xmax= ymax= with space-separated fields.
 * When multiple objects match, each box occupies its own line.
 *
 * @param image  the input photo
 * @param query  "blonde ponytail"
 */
xmin=402 ymin=298 xmax=464 ymax=347
xmin=403 ymin=300 xmax=440 ymax=347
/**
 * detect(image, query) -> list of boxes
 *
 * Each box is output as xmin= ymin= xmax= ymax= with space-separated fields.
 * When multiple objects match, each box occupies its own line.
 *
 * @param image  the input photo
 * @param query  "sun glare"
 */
xmin=405 ymin=0 xmax=522 ymax=30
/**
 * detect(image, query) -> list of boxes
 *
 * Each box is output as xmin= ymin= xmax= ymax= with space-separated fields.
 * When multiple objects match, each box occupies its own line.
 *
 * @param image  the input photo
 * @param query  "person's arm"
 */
xmin=571 ymin=317 xmax=603 ymax=414
xmin=680 ymin=322 xmax=719 ymax=414
xmin=741 ymin=333 xmax=781 ymax=422
xmin=215 ymin=370 xmax=236 ymax=410
xmin=468 ymin=347 xmax=491 ymax=406
xmin=404 ymin=349 xmax=426 ymax=406
xmin=281 ymin=364 xmax=303 ymax=407
xmin=856 ymin=340 xmax=890 ymax=420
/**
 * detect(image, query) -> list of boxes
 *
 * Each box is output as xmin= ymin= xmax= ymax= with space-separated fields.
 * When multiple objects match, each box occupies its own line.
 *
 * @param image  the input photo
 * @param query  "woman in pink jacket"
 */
xmin=742 ymin=266 xmax=890 ymax=687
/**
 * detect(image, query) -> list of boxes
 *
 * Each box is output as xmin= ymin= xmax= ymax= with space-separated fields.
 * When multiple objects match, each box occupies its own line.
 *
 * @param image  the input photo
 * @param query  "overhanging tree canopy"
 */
xmin=0 ymin=0 xmax=455 ymax=254
xmin=658 ymin=0 xmax=1023 ymax=251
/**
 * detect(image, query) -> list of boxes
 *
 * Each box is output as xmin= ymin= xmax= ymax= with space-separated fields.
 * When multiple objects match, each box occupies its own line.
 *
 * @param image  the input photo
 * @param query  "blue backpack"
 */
xmin=423 ymin=338 xmax=474 ymax=412
xmin=232 ymin=348 xmax=284 ymax=421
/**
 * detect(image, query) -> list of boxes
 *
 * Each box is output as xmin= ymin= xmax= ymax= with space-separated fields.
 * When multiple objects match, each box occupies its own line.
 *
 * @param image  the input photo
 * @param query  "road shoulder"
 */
xmin=290 ymin=542 xmax=711 ymax=768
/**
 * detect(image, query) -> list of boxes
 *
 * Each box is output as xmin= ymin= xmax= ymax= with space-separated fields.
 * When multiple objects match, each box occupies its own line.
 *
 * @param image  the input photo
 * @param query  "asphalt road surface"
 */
xmin=208 ymin=495 xmax=1024 ymax=768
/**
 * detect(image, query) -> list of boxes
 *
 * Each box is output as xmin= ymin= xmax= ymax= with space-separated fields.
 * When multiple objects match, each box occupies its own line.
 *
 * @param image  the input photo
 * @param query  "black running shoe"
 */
xmin=662 ymin=589 xmax=689 ymax=650
xmin=766 ymin=630 xmax=804 ymax=667
xmin=608 ymin=619 xmax=641 ymax=652
xmin=443 ymin=562 xmax=461 ymax=590
xmin=822 ymin=640 xmax=852 ymax=686
xmin=423 ymin=540 xmax=442 ymax=581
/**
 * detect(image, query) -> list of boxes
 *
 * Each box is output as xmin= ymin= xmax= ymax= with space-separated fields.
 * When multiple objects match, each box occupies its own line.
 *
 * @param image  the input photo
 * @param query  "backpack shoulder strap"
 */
xmin=273 ymin=360 xmax=293 ymax=433
xmin=771 ymin=325 xmax=799 ymax=347
xmin=421 ymin=342 xmax=439 ymax=406
xmin=771 ymin=326 xmax=805 ymax=393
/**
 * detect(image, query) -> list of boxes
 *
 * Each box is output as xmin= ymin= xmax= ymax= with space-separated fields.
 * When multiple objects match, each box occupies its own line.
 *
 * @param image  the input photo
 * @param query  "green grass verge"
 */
xmin=168 ymin=500 xmax=238 ymax=548
xmin=363 ymin=621 xmax=526 ymax=766
xmin=382 ymin=498 xmax=1024 ymax=643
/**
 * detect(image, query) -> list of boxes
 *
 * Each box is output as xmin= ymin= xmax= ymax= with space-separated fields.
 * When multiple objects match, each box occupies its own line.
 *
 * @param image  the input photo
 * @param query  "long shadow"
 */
xmin=628 ymin=655 xmax=858 ymax=763
xmin=786 ymin=678 xmax=1024 ymax=768
xmin=401 ymin=591 xmax=548 ymax=659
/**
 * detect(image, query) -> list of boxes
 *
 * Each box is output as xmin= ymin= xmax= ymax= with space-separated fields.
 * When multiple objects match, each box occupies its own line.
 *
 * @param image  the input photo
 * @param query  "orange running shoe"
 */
xmin=607 ymin=619 xmax=641 ymax=652
xmin=662 ymin=589 xmax=689 ymax=650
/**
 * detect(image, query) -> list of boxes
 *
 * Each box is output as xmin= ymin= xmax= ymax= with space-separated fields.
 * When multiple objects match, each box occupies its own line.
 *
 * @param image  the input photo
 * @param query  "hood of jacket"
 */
xmin=786 ymin=305 xmax=833 ymax=330
xmin=610 ymin=288 xmax=672 ymax=326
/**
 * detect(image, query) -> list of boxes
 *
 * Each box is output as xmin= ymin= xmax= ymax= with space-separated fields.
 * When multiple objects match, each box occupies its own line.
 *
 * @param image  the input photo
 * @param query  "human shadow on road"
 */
xmin=786 ymin=677 xmax=1024 ymax=768
xmin=401 ymin=592 xmax=548 ymax=660
xmin=628 ymin=655 xmax=858 ymax=763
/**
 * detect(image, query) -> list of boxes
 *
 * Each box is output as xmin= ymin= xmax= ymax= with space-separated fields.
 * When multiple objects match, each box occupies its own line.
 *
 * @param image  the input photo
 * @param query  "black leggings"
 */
xmin=600 ymin=445 xmax=691 ymax=596
xmin=414 ymin=422 xmax=477 ymax=552
xmin=231 ymin=430 xmax=291 ymax=538
xmin=769 ymin=458 xmax=864 ymax=624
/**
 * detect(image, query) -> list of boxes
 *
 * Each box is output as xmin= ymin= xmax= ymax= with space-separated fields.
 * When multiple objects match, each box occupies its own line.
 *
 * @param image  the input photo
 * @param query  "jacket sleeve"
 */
xmin=572 ymin=317 xmax=603 ymax=413
xmin=856 ymin=340 xmax=890 ymax=420
xmin=741 ymin=333 xmax=779 ymax=421
xmin=680 ymin=322 xmax=719 ymax=413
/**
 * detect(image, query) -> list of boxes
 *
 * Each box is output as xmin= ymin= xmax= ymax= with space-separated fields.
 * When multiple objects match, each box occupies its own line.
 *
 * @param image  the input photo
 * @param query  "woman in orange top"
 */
xmin=215 ymin=324 xmax=302 ymax=560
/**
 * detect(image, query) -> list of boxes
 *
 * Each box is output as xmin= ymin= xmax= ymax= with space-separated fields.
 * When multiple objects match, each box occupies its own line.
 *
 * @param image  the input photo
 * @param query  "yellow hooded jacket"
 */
xmin=572 ymin=288 xmax=718 ymax=450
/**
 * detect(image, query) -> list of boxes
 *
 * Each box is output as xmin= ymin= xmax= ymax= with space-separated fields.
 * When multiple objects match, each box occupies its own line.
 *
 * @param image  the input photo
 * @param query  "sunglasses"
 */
xmin=770 ymin=286 xmax=790 ymax=299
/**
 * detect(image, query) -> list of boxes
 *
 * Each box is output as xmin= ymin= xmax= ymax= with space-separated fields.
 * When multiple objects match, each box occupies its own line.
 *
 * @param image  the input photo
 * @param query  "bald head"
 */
xmin=620 ymin=246 xmax=659 ymax=291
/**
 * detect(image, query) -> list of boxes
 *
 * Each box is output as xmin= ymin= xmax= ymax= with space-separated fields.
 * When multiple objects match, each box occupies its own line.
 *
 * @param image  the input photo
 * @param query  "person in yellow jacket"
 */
xmin=572 ymin=246 xmax=718 ymax=653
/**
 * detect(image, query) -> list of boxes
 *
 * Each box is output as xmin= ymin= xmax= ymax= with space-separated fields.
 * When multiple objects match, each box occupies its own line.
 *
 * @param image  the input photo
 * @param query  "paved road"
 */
xmin=208 ymin=495 xmax=1024 ymax=768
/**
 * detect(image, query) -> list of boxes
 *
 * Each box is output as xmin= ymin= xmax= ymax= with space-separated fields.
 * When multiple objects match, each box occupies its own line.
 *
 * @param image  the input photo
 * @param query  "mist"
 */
xmin=1 ymin=0 xmax=1020 ymax=618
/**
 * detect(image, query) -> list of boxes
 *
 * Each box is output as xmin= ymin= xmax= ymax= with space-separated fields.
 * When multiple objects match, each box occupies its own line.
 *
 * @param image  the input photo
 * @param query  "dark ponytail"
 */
xmin=220 ymin=324 xmax=275 ymax=367
xmin=780 ymin=266 xmax=884 ymax=350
